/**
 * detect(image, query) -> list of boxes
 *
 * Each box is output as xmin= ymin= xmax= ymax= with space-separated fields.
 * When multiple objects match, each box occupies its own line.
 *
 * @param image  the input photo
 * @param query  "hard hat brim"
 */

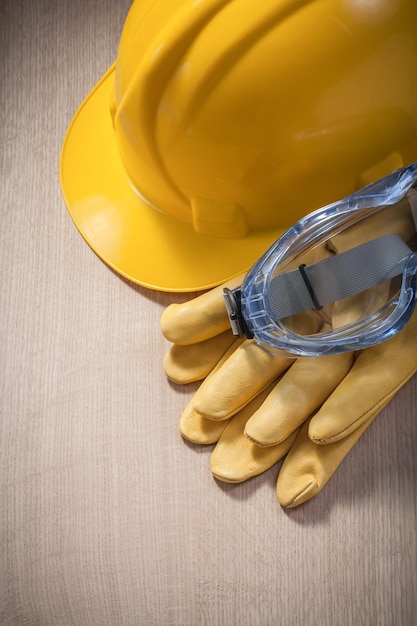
xmin=60 ymin=64 xmax=285 ymax=292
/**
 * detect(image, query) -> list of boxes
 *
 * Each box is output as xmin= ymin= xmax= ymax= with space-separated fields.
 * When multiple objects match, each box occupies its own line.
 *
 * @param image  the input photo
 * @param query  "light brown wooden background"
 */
xmin=1 ymin=1 xmax=416 ymax=624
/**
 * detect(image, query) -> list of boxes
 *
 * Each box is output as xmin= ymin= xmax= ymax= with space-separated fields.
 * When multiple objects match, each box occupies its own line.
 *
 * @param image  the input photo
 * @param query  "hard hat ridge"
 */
xmin=112 ymin=0 xmax=232 ymax=226
xmin=113 ymin=0 xmax=321 ymax=239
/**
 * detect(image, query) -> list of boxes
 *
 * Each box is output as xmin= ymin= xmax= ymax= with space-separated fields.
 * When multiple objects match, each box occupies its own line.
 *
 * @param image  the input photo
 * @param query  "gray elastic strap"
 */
xmin=268 ymin=234 xmax=411 ymax=320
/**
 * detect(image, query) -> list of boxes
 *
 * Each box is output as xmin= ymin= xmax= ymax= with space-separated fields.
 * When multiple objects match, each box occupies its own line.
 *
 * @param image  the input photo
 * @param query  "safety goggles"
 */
xmin=224 ymin=163 xmax=417 ymax=356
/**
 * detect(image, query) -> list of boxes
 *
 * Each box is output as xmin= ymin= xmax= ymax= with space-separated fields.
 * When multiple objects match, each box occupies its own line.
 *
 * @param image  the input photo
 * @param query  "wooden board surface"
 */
xmin=1 ymin=1 xmax=416 ymax=624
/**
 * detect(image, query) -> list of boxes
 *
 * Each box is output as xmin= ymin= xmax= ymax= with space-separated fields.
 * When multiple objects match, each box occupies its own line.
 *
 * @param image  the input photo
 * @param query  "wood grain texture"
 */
xmin=1 ymin=1 xmax=416 ymax=624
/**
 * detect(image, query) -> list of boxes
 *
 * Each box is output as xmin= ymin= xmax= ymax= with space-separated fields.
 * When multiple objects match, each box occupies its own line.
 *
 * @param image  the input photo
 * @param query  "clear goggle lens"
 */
xmin=224 ymin=163 xmax=417 ymax=356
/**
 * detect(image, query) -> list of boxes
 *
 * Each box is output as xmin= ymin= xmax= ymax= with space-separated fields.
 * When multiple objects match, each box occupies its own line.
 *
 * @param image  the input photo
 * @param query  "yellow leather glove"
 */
xmin=161 ymin=206 xmax=417 ymax=508
xmin=162 ymin=280 xmax=416 ymax=507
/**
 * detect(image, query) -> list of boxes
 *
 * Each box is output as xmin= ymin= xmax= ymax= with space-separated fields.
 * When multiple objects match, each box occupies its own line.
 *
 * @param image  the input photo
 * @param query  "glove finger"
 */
xmin=308 ymin=312 xmax=417 ymax=444
xmin=276 ymin=394 xmax=393 ymax=508
xmin=160 ymin=274 xmax=244 ymax=345
xmin=210 ymin=384 xmax=298 ymax=483
xmin=178 ymin=338 xmax=249 ymax=442
xmin=180 ymin=380 xmax=283 ymax=446
xmin=163 ymin=331 xmax=240 ymax=384
xmin=179 ymin=397 xmax=231 ymax=444
xmin=244 ymin=351 xmax=354 ymax=446
xmin=193 ymin=340 xmax=294 ymax=421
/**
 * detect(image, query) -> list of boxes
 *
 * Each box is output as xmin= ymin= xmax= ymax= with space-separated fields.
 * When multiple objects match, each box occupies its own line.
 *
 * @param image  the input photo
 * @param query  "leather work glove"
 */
xmin=161 ymin=206 xmax=417 ymax=508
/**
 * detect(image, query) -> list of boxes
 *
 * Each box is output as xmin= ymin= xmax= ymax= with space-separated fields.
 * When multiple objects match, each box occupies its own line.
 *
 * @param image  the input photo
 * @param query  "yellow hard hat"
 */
xmin=60 ymin=0 xmax=417 ymax=292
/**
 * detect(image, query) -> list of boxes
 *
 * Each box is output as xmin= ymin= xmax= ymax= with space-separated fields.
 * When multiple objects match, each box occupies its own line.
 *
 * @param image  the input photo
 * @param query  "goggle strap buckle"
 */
xmin=223 ymin=287 xmax=254 ymax=339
